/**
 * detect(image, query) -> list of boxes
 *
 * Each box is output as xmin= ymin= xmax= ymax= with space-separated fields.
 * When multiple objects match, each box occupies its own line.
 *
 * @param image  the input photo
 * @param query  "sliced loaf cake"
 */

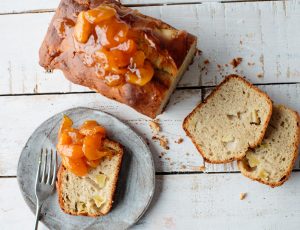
xmin=56 ymin=139 xmax=123 ymax=216
xmin=183 ymin=75 xmax=273 ymax=163
xmin=238 ymin=105 xmax=300 ymax=187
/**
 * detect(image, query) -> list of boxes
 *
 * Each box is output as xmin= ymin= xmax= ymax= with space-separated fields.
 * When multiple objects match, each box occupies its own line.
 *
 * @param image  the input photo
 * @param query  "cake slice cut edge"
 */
xmin=238 ymin=105 xmax=300 ymax=187
xmin=183 ymin=75 xmax=273 ymax=164
xmin=56 ymin=139 xmax=124 ymax=216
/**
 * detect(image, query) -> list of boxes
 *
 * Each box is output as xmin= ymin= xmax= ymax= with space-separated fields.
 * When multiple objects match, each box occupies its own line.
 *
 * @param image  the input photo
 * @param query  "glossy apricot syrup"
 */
xmin=74 ymin=5 xmax=154 ymax=87
xmin=57 ymin=115 xmax=112 ymax=176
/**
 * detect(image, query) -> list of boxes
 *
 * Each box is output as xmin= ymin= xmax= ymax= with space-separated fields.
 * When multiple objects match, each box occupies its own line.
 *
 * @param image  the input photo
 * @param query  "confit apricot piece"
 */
xmin=113 ymin=39 xmax=137 ymax=54
xmin=130 ymin=50 xmax=145 ymax=68
xmin=58 ymin=131 xmax=72 ymax=145
xmin=108 ymin=20 xmax=129 ymax=44
xmin=94 ymin=49 xmax=128 ymax=82
xmin=109 ymin=49 xmax=131 ymax=69
xmin=95 ymin=48 xmax=130 ymax=70
xmin=74 ymin=11 xmax=92 ymax=43
xmin=82 ymin=134 xmax=104 ymax=160
xmin=79 ymin=120 xmax=106 ymax=136
xmin=125 ymin=61 xmax=154 ymax=86
xmin=62 ymin=156 xmax=88 ymax=176
xmin=86 ymin=158 xmax=100 ymax=168
xmin=104 ymin=74 xmax=126 ymax=87
xmin=96 ymin=150 xmax=114 ymax=160
xmin=66 ymin=128 xmax=84 ymax=145
xmin=84 ymin=6 xmax=116 ymax=24
xmin=57 ymin=144 xmax=84 ymax=159
xmin=58 ymin=115 xmax=73 ymax=138
xmin=86 ymin=150 xmax=114 ymax=163
xmin=96 ymin=18 xmax=129 ymax=48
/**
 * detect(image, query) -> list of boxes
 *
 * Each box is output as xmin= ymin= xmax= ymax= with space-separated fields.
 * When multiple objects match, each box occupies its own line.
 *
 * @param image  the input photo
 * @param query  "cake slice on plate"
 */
xmin=56 ymin=116 xmax=124 ymax=216
xmin=57 ymin=139 xmax=123 ymax=216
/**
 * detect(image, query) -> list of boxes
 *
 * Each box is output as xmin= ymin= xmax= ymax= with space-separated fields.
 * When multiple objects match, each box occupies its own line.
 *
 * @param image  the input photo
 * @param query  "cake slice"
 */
xmin=238 ymin=105 xmax=300 ymax=187
xmin=183 ymin=75 xmax=273 ymax=163
xmin=39 ymin=0 xmax=197 ymax=118
xmin=56 ymin=139 xmax=123 ymax=216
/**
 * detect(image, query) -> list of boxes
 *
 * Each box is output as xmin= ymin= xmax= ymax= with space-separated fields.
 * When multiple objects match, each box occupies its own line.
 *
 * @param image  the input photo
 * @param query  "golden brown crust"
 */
xmin=56 ymin=164 xmax=68 ymax=214
xmin=56 ymin=139 xmax=124 ymax=216
xmin=237 ymin=107 xmax=300 ymax=187
xmin=39 ymin=0 xmax=197 ymax=118
xmin=101 ymin=140 xmax=124 ymax=215
xmin=182 ymin=74 xmax=273 ymax=164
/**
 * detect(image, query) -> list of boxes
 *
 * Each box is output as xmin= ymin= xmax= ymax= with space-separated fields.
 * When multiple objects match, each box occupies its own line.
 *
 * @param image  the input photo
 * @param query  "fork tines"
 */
xmin=37 ymin=148 xmax=57 ymax=185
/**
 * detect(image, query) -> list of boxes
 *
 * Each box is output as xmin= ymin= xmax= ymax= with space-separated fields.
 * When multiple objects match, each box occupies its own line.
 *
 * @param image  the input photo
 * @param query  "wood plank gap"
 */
xmin=0 ymin=2 xmax=203 ymax=15
xmin=222 ymin=0 xmax=283 ymax=3
xmin=0 ymin=91 xmax=96 ymax=97
xmin=1 ymin=82 xmax=299 ymax=97
xmin=3 ymin=169 xmax=300 ymax=178
xmin=155 ymin=169 xmax=300 ymax=175
xmin=0 ymin=0 xmax=286 ymax=16
xmin=156 ymin=171 xmax=240 ymax=175
xmin=177 ymin=82 xmax=300 ymax=90
xmin=124 ymin=2 xmax=203 ymax=7
xmin=0 ymin=9 xmax=56 ymax=16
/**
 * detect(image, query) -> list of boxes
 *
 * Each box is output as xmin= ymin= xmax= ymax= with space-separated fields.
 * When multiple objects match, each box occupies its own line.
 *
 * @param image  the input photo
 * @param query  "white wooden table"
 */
xmin=1 ymin=0 xmax=300 ymax=229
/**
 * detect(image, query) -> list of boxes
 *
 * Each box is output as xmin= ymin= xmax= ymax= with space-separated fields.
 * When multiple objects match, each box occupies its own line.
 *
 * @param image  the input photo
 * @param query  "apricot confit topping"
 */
xmin=73 ymin=5 xmax=154 ymax=87
xmin=57 ymin=115 xmax=113 ymax=176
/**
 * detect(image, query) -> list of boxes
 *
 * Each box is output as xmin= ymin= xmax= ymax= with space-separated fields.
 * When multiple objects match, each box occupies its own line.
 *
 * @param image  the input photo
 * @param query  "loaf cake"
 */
xmin=39 ymin=0 xmax=197 ymax=118
xmin=57 ymin=139 xmax=123 ymax=216
xmin=183 ymin=75 xmax=273 ymax=163
xmin=238 ymin=105 xmax=300 ymax=187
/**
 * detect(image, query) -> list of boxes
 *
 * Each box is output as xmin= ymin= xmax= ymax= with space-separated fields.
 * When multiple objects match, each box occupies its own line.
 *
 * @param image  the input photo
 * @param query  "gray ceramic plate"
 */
xmin=17 ymin=107 xmax=155 ymax=230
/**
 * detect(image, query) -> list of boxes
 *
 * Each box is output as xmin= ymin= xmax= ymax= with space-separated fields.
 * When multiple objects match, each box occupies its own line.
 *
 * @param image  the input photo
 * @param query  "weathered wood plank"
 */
xmin=0 ymin=178 xmax=48 ymax=230
xmin=0 ymin=89 xmax=203 ymax=176
xmin=2 ymin=173 xmax=300 ymax=229
xmin=1 ymin=1 xmax=300 ymax=94
xmin=1 ymin=84 xmax=300 ymax=176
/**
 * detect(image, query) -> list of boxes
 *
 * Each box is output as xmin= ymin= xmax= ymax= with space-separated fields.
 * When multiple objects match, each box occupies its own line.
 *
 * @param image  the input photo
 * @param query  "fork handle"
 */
xmin=34 ymin=201 xmax=42 ymax=230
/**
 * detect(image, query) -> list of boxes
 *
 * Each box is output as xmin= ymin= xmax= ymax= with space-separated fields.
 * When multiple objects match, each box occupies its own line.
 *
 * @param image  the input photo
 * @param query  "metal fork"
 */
xmin=34 ymin=148 xmax=57 ymax=230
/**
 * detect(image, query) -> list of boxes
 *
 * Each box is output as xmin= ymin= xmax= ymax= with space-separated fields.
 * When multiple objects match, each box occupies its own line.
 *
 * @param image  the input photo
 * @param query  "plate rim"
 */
xmin=17 ymin=106 xmax=155 ymax=229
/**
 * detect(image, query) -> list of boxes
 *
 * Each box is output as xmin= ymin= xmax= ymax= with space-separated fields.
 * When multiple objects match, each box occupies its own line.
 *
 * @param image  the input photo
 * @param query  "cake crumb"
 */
xmin=196 ymin=49 xmax=203 ymax=55
xmin=204 ymin=59 xmax=210 ymax=65
xmin=175 ymin=138 xmax=184 ymax=144
xmin=199 ymin=165 xmax=206 ymax=172
xmin=152 ymin=135 xmax=169 ymax=150
xmin=149 ymin=120 xmax=160 ymax=134
xmin=230 ymin=57 xmax=243 ymax=68
xmin=181 ymin=165 xmax=187 ymax=169
xmin=257 ymin=73 xmax=264 ymax=78
xmin=145 ymin=138 xmax=150 ymax=145
xmin=240 ymin=193 xmax=247 ymax=200
xmin=159 ymin=152 xmax=166 ymax=158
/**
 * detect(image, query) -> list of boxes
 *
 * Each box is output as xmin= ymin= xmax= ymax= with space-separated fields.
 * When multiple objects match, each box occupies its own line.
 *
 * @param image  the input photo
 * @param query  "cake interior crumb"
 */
xmin=240 ymin=193 xmax=247 ymax=200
